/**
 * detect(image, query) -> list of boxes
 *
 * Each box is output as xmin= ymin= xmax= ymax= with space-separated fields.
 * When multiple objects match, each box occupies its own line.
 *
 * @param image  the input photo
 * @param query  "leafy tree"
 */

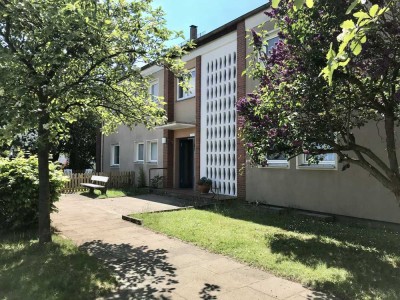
xmin=0 ymin=114 xmax=100 ymax=170
xmin=239 ymin=0 xmax=400 ymax=203
xmin=271 ymin=0 xmax=392 ymax=82
xmin=0 ymin=0 xmax=188 ymax=243
xmin=58 ymin=113 xmax=101 ymax=170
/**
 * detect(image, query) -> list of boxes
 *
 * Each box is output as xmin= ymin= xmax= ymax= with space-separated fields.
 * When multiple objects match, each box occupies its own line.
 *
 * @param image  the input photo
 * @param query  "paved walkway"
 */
xmin=52 ymin=194 xmax=337 ymax=300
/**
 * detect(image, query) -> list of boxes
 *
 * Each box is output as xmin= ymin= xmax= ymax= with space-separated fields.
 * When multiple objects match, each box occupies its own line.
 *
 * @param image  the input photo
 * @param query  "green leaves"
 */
xmin=350 ymin=40 xmax=362 ymax=55
xmin=0 ymin=0 xmax=188 ymax=144
xmin=305 ymin=0 xmax=314 ymax=8
xmin=341 ymin=19 xmax=356 ymax=29
xmin=353 ymin=11 xmax=370 ymax=20
xmin=0 ymin=156 xmax=66 ymax=229
xmin=346 ymin=0 xmax=360 ymax=15
xmin=369 ymin=4 xmax=379 ymax=17
xmin=270 ymin=0 xmax=391 ymax=85
xmin=271 ymin=0 xmax=281 ymax=9
xmin=272 ymin=0 xmax=313 ymax=10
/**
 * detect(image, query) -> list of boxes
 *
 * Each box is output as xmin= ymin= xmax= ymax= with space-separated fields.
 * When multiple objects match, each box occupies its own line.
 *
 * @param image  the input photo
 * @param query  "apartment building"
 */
xmin=101 ymin=4 xmax=400 ymax=225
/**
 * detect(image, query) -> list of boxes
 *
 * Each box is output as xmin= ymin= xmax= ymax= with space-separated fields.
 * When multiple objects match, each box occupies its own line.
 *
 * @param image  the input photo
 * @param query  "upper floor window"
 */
xmin=150 ymin=81 xmax=159 ymax=103
xmin=177 ymin=69 xmax=196 ymax=101
xmin=266 ymin=36 xmax=280 ymax=56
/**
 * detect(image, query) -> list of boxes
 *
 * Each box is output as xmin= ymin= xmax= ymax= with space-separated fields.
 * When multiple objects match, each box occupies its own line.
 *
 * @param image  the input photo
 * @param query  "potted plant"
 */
xmin=197 ymin=177 xmax=212 ymax=194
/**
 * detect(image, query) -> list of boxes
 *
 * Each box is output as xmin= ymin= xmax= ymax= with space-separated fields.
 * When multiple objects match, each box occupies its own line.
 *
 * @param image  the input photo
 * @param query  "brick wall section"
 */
xmin=164 ymin=69 xmax=175 ymax=188
xmin=236 ymin=21 xmax=247 ymax=200
xmin=195 ymin=56 xmax=202 ymax=187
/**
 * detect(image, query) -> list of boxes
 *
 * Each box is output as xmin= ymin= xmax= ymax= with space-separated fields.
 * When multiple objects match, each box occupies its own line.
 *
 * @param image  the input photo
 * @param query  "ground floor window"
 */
xmin=261 ymin=152 xmax=289 ymax=168
xmin=297 ymin=152 xmax=337 ymax=169
xmin=111 ymin=144 xmax=120 ymax=166
xmin=135 ymin=142 xmax=144 ymax=162
xmin=147 ymin=140 xmax=158 ymax=163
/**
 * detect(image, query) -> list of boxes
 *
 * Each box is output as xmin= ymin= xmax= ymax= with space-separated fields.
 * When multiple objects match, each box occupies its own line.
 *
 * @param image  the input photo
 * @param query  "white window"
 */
xmin=150 ymin=81 xmax=159 ymax=103
xmin=266 ymin=36 xmax=280 ymax=56
xmin=260 ymin=152 xmax=289 ymax=169
xmin=257 ymin=34 xmax=280 ymax=62
xmin=177 ymin=69 xmax=196 ymax=100
xmin=297 ymin=150 xmax=337 ymax=170
xmin=147 ymin=140 xmax=158 ymax=163
xmin=111 ymin=144 xmax=120 ymax=166
xmin=134 ymin=142 xmax=144 ymax=162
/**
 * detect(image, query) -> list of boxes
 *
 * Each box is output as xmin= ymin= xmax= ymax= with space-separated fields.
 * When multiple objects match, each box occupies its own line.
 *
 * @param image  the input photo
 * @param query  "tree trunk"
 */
xmin=384 ymin=114 xmax=400 ymax=206
xmin=396 ymin=193 xmax=400 ymax=207
xmin=38 ymin=114 xmax=52 ymax=244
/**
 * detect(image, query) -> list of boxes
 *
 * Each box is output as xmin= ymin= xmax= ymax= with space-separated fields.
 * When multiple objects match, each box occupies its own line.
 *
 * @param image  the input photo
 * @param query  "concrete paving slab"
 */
xmin=249 ymin=276 xmax=307 ymax=299
xmin=52 ymin=193 xmax=338 ymax=300
xmin=219 ymin=286 xmax=276 ymax=300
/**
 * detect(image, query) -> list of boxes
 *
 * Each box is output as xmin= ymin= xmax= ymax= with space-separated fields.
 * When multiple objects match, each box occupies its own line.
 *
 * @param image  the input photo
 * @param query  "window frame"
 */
xmin=296 ymin=152 xmax=338 ymax=170
xmin=265 ymin=35 xmax=280 ymax=57
xmin=177 ymin=68 xmax=196 ymax=101
xmin=134 ymin=142 xmax=145 ymax=163
xmin=149 ymin=80 xmax=159 ymax=103
xmin=146 ymin=140 xmax=158 ymax=163
xmin=256 ymin=29 xmax=280 ymax=62
xmin=259 ymin=159 xmax=290 ymax=169
xmin=110 ymin=144 xmax=120 ymax=166
xmin=258 ymin=153 xmax=290 ymax=169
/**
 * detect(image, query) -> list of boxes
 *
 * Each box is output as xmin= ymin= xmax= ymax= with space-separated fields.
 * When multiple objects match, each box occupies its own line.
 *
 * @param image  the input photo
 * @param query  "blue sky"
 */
xmin=152 ymin=0 xmax=268 ymax=43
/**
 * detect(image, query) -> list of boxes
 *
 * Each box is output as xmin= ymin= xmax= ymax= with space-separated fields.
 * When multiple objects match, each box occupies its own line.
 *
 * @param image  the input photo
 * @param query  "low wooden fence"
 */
xmin=62 ymin=171 xmax=135 ymax=194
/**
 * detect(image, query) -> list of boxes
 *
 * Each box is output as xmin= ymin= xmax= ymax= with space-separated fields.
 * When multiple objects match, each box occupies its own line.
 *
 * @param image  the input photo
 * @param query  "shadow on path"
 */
xmin=199 ymin=283 xmax=221 ymax=300
xmin=80 ymin=240 xmax=178 ymax=299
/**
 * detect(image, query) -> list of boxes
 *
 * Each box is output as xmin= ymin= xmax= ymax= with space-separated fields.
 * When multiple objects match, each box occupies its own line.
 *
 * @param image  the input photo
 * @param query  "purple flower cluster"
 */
xmin=251 ymin=29 xmax=263 ymax=49
xmin=237 ymin=94 xmax=261 ymax=115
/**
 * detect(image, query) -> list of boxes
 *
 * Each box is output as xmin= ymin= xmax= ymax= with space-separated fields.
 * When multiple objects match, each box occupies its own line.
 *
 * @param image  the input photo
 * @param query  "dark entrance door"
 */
xmin=179 ymin=138 xmax=194 ymax=188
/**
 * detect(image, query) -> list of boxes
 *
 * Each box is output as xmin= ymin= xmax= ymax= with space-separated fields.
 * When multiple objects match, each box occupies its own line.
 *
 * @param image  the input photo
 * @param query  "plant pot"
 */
xmin=197 ymin=184 xmax=211 ymax=194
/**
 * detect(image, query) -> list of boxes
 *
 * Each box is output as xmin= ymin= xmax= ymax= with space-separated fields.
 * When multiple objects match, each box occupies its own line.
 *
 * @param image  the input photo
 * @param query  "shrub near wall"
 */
xmin=0 ymin=156 xmax=67 ymax=229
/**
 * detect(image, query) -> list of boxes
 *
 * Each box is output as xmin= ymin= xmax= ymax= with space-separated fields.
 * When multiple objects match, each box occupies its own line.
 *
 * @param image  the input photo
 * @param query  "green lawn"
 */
xmin=80 ymin=187 xmax=150 ymax=199
xmin=132 ymin=204 xmax=400 ymax=300
xmin=0 ymin=230 xmax=116 ymax=300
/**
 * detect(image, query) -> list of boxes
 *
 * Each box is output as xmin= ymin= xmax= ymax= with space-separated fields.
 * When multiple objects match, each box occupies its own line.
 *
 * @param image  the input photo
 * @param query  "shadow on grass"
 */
xmin=0 ymin=230 xmax=116 ymax=300
xmin=208 ymin=203 xmax=400 ymax=299
xmin=80 ymin=240 xmax=179 ymax=299
xmin=268 ymin=233 xmax=400 ymax=298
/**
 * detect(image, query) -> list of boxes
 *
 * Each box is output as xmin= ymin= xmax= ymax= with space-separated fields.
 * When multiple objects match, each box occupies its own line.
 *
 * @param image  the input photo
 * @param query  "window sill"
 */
xmin=258 ymin=163 xmax=289 ymax=169
xmin=134 ymin=161 xmax=144 ymax=164
xmin=177 ymin=95 xmax=195 ymax=101
xmin=297 ymin=164 xmax=337 ymax=170
xmin=147 ymin=161 xmax=158 ymax=164
xmin=110 ymin=164 xmax=120 ymax=168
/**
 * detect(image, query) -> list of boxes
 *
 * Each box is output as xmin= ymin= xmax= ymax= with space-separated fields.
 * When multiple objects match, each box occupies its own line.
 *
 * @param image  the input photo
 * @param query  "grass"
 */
xmin=0 ymin=230 xmax=117 ymax=300
xmin=80 ymin=187 xmax=150 ymax=199
xmin=132 ymin=203 xmax=400 ymax=300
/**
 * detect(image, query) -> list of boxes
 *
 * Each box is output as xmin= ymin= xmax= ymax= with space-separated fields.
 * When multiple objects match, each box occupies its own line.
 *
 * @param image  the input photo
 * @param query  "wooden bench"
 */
xmin=81 ymin=175 xmax=109 ymax=195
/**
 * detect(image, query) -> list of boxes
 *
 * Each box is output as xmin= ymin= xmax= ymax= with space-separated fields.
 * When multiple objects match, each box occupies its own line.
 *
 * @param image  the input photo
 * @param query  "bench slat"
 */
xmin=81 ymin=183 xmax=106 ymax=189
xmin=91 ymin=175 xmax=109 ymax=183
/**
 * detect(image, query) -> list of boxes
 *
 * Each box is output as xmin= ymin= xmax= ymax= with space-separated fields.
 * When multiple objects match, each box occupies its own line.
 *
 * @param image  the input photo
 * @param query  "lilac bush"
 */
xmin=238 ymin=0 xmax=400 ymax=203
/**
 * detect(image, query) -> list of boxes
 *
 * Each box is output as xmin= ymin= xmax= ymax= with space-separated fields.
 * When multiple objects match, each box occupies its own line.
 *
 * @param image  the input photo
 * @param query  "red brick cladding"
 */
xmin=163 ymin=69 xmax=175 ymax=188
xmin=236 ymin=21 xmax=247 ymax=200
xmin=195 ymin=56 xmax=201 ymax=186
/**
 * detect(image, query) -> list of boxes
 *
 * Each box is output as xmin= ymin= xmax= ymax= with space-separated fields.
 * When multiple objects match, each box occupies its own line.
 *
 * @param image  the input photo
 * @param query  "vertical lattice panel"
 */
xmin=201 ymin=41 xmax=237 ymax=196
